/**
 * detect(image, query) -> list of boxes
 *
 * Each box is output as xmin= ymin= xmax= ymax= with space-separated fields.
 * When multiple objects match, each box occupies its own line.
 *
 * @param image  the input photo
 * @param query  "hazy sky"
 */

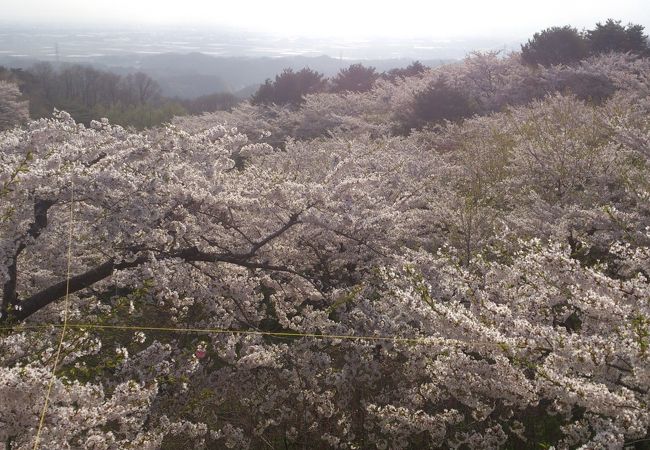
xmin=4 ymin=0 xmax=650 ymax=38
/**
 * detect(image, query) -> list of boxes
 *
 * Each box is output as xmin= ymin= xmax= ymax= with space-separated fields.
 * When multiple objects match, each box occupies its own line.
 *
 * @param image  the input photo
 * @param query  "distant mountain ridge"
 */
xmin=136 ymin=53 xmax=451 ymax=98
xmin=0 ymin=52 xmax=451 ymax=98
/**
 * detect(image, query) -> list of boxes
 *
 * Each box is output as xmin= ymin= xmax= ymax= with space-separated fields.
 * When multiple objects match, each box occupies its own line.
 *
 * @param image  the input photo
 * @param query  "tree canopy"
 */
xmin=1 ymin=40 xmax=650 ymax=450
xmin=0 ymin=63 xmax=188 ymax=129
xmin=521 ymin=26 xmax=589 ymax=66
xmin=382 ymin=60 xmax=427 ymax=81
xmin=587 ymin=19 xmax=649 ymax=55
xmin=330 ymin=63 xmax=379 ymax=93
xmin=251 ymin=67 xmax=327 ymax=106
xmin=0 ymin=81 xmax=29 ymax=131
xmin=521 ymin=20 xmax=649 ymax=67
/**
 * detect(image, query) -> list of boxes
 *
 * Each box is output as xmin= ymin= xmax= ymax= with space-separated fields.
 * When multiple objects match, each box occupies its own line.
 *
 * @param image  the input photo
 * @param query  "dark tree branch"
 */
xmin=7 ymin=210 xmax=307 ymax=322
xmin=2 ymin=199 xmax=56 ymax=318
xmin=11 ymin=252 xmax=307 ymax=322
xmin=327 ymin=228 xmax=388 ymax=257
xmin=12 ymin=257 xmax=147 ymax=321
xmin=246 ymin=212 xmax=301 ymax=257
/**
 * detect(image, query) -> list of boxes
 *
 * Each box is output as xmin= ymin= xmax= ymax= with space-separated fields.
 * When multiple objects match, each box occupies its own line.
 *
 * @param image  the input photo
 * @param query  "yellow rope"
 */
xmin=33 ymin=183 xmax=74 ymax=450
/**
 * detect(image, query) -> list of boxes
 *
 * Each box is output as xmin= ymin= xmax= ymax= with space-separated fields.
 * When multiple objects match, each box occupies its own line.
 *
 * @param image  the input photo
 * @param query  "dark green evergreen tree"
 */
xmin=587 ymin=19 xmax=649 ymax=55
xmin=330 ymin=64 xmax=378 ymax=93
xmin=251 ymin=68 xmax=326 ymax=106
xmin=521 ymin=26 xmax=589 ymax=66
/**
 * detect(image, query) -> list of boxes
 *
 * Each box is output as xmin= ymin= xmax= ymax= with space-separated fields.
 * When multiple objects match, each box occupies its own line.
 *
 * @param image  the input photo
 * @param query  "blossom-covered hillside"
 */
xmin=1 ymin=50 xmax=650 ymax=449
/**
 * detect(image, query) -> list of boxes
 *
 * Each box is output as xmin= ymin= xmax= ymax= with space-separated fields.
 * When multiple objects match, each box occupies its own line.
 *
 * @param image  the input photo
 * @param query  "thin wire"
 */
xmin=1 ymin=322 xmax=530 ymax=349
xmin=33 ymin=183 xmax=74 ymax=450
xmin=624 ymin=437 xmax=650 ymax=446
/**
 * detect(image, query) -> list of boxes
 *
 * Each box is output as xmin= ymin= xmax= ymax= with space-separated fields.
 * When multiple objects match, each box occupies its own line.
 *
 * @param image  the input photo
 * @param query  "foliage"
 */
xmin=0 ymin=63 xmax=187 ymax=129
xmin=587 ymin=19 xmax=649 ymax=56
xmin=179 ymin=92 xmax=240 ymax=115
xmin=541 ymin=69 xmax=615 ymax=104
xmin=178 ymin=51 xmax=650 ymax=142
xmin=330 ymin=63 xmax=379 ymax=93
xmin=521 ymin=26 xmax=589 ymax=67
xmin=250 ymin=68 xmax=327 ymax=106
xmin=94 ymin=101 xmax=187 ymax=130
xmin=520 ymin=20 xmax=649 ymax=68
xmin=382 ymin=61 xmax=428 ymax=81
xmin=409 ymin=76 xmax=475 ymax=126
xmin=0 ymin=81 xmax=29 ymax=131
xmin=1 ymin=47 xmax=650 ymax=449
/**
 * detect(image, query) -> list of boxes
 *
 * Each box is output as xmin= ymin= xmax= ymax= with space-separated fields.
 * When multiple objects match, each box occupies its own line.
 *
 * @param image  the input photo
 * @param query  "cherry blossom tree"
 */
xmin=1 ymin=50 xmax=650 ymax=449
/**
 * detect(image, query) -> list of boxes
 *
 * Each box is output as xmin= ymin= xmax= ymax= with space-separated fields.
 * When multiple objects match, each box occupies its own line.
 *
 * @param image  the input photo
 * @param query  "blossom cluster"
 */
xmin=1 ymin=51 xmax=650 ymax=448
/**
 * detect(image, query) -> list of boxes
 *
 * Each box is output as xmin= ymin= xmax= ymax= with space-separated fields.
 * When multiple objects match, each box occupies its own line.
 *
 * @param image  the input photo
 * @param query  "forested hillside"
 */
xmin=1 ymin=21 xmax=650 ymax=449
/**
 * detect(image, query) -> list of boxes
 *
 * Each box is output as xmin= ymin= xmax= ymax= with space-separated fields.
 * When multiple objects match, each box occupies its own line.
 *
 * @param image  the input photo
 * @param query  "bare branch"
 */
xmin=2 ymin=198 xmax=56 ymax=317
